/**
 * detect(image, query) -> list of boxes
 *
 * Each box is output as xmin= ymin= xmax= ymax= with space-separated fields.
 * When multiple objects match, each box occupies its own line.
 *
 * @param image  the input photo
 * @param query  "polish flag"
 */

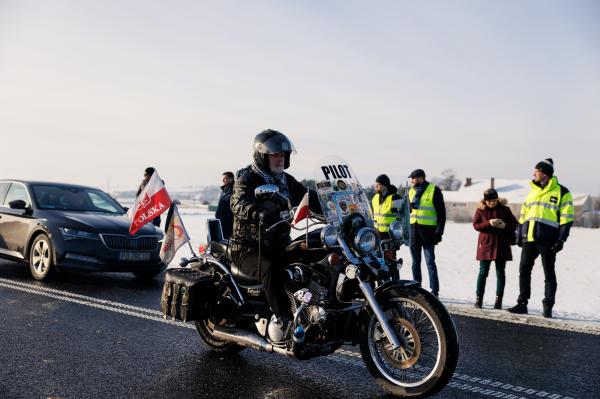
xmin=128 ymin=171 xmax=172 ymax=235
xmin=160 ymin=204 xmax=190 ymax=266
xmin=293 ymin=191 xmax=310 ymax=226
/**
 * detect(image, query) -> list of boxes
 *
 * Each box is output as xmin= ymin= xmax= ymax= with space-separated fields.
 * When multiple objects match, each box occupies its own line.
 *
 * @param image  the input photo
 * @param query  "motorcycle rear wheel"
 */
xmin=195 ymin=317 xmax=245 ymax=355
xmin=359 ymin=287 xmax=458 ymax=398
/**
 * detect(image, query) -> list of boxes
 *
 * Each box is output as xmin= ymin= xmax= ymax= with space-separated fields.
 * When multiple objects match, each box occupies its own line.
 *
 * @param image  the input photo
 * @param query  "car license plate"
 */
xmin=119 ymin=252 xmax=151 ymax=261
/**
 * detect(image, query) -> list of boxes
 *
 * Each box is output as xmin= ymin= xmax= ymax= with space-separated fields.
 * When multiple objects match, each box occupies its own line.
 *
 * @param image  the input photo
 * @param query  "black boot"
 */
xmin=543 ymin=300 xmax=553 ymax=318
xmin=494 ymin=295 xmax=503 ymax=310
xmin=508 ymin=300 xmax=528 ymax=314
xmin=474 ymin=296 xmax=483 ymax=308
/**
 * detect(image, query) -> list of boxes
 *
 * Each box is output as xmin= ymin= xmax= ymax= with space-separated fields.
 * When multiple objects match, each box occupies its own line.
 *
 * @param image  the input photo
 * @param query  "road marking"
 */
xmin=0 ymin=278 xmax=578 ymax=399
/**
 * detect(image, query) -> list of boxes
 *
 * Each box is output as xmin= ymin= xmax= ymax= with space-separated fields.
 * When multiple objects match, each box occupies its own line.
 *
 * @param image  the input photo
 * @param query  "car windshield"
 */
xmin=32 ymin=185 xmax=125 ymax=214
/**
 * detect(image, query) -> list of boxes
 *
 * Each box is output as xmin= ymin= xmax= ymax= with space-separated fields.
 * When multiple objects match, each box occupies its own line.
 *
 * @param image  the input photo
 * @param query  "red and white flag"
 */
xmin=127 ymin=171 xmax=172 ymax=235
xmin=160 ymin=204 xmax=190 ymax=266
xmin=292 ymin=191 xmax=310 ymax=226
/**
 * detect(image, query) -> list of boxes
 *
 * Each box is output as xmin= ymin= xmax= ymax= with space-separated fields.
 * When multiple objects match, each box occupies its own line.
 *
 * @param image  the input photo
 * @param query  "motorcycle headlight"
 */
xmin=320 ymin=225 xmax=339 ymax=247
xmin=389 ymin=220 xmax=403 ymax=240
xmin=59 ymin=227 xmax=100 ymax=240
xmin=354 ymin=227 xmax=378 ymax=254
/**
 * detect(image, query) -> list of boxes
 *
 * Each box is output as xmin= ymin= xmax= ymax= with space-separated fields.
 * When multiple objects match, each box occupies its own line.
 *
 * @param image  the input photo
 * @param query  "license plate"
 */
xmin=119 ymin=252 xmax=151 ymax=261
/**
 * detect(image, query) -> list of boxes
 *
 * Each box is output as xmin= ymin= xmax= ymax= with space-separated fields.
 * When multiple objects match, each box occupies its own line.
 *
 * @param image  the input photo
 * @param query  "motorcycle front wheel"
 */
xmin=359 ymin=286 xmax=458 ymax=398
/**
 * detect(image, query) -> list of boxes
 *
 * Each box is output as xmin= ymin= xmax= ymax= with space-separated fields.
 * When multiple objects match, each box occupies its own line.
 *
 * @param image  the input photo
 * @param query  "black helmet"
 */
xmin=253 ymin=129 xmax=296 ymax=170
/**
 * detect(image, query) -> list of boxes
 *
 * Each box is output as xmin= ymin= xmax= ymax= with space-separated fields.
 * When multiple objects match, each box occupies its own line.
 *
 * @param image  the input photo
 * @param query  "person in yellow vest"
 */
xmin=372 ymin=174 xmax=401 ymax=239
xmin=408 ymin=169 xmax=446 ymax=297
xmin=508 ymin=158 xmax=574 ymax=318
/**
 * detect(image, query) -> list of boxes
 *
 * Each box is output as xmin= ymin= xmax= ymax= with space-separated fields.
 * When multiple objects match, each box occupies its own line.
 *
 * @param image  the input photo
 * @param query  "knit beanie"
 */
xmin=535 ymin=158 xmax=554 ymax=176
xmin=375 ymin=174 xmax=391 ymax=187
xmin=483 ymin=188 xmax=498 ymax=200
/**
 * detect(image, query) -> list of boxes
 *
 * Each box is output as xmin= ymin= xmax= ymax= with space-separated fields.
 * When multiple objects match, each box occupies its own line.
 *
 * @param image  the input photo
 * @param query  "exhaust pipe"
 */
xmin=212 ymin=326 xmax=293 ymax=357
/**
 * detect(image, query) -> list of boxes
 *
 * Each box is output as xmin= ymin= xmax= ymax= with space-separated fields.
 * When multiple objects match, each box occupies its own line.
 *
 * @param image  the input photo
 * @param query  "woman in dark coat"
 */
xmin=472 ymin=188 xmax=517 ymax=309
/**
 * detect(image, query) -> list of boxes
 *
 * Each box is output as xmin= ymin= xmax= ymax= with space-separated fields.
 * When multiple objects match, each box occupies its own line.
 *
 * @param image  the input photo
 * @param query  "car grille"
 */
xmin=100 ymin=234 xmax=159 ymax=251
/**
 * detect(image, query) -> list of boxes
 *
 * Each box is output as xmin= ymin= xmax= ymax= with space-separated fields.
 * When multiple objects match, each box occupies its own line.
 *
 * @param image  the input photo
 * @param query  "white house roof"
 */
xmin=443 ymin=178 xmax=590 ymax=206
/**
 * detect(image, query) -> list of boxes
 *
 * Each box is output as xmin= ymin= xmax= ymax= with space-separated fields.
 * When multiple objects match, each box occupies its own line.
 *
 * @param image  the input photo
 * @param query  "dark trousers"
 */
xmin=518 ymin=242 xmax=557 ymax=306
xmin=476 ymin=260 xmax=506 ymax=297
xmin=234 ymin=249 xmax=289 ymax=317
xmin=410 ymin=244 xmax=439 ymax=295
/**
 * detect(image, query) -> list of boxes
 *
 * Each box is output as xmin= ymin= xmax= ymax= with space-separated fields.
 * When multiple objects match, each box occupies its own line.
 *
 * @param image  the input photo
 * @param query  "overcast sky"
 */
xmin=1 ymin=1 xmax=599 ymax=194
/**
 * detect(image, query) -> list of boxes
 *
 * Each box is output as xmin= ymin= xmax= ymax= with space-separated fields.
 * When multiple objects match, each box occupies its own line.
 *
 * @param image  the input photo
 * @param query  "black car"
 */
xmin=0 ymin=180 xmax=166 ymax=280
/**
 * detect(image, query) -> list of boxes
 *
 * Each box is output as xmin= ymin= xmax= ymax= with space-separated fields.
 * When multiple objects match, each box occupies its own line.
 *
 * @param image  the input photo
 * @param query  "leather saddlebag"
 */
xmin=161 ymin=268 xmax=217 ymax=322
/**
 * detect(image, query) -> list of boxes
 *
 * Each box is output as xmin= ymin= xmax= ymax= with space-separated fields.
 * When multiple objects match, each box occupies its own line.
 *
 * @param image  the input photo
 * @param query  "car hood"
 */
xmin=53 ymin=211 xmax=160 ymax=235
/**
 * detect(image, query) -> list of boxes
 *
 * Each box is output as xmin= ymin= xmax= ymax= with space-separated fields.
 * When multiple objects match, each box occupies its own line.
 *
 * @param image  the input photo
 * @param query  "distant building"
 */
xmin=444 ymin=178 xmax=596 ymax=228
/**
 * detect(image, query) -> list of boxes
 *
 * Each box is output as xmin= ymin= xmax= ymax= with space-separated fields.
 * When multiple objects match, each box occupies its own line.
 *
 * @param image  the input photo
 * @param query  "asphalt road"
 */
xmin=1 ymin=260 xmax=598 ymax=399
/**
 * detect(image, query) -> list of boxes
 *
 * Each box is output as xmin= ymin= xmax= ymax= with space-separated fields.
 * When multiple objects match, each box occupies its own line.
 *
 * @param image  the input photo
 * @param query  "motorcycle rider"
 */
xmin=229 ymin=129 xmax=317 ymax=335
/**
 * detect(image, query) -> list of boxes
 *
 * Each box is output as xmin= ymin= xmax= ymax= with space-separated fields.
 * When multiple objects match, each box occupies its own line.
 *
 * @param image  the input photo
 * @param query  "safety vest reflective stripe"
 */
xmin=372 ymin=193 xmax=396 ymax=233
xmin=409 ymin=184 xmax=437 ymax=226
xmin=525 ymin=201 xmax=560 ymax=211
xmin=416 ymin=206 xmax=436 ymax=211
xmin=524 ymin=217 xmax=559 ymax=228
xmin=560 ymin=201 xmax=574 ymax=208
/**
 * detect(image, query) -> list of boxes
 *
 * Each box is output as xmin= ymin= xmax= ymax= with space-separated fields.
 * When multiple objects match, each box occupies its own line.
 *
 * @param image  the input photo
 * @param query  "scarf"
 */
xmin=251 ymin=163 xmax=291 ymax=199
xmin=410 ymin=181 xmax=428 ymax=209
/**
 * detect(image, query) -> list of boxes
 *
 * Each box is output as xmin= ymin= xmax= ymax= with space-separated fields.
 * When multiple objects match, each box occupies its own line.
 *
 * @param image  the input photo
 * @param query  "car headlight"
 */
xmin=389 ymin=220 xmax=403 ymax=240
xmin=59 ymin=227 xmax=100 ymax=240
xmin=320 ymin=225 xmax=339 ymax=247
xmin=354 ymin=227 xmax=378 ymax=254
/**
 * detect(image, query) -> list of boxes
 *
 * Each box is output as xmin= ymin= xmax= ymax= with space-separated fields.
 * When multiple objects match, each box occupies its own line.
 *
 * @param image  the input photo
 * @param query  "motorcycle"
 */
xmin=161 ymin=156 xmax=458 ymax=398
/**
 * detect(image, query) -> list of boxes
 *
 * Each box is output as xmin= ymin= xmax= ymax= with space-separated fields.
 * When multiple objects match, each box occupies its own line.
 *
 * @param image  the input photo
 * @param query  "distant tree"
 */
xmin=432 ymin=169 xmax=462 ymax=191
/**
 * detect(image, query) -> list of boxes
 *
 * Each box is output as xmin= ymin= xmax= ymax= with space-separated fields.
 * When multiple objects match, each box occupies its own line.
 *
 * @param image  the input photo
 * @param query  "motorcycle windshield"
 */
xmin=314 ymin=156 xmax=374 ymax=229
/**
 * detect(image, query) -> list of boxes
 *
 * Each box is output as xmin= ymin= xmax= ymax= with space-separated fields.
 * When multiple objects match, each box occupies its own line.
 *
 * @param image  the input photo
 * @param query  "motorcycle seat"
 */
xmin=230 ymin=263 xmax=261 ymax=285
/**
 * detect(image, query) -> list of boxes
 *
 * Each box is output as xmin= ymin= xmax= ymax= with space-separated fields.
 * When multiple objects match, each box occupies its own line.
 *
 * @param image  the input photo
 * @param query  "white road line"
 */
xmin=0 ymin=279 xmax=577 ymax=399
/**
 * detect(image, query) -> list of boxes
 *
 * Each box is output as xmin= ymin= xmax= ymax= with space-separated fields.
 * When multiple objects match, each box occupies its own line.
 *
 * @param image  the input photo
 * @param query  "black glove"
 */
xmin=256 ymin=208 xmax=280 ymax=227
xmin=551 ymin=240 xmax=564 ymax=253
xmin=434 ymin=233 xmax=443 ymax=244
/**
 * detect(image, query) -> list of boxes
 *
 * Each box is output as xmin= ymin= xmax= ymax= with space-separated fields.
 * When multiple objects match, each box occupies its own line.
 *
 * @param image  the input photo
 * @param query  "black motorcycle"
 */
xmin=161 ymin=157 xmax=458 ymax=398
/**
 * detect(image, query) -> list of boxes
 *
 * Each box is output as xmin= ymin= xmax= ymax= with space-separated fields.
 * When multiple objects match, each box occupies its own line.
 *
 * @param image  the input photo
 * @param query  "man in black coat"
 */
xmin=215 ymin=171 xmax=234 ymax=239
xmin=230 ymin=130 xmax=317 ymax=328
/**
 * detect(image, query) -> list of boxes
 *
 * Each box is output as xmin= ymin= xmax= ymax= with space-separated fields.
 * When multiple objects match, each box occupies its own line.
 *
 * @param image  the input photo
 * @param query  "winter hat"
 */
xmin=375 ymin=174 xmax=391 ymax=187
xmin=535 ymin=158 xmax=554 ymax=176
xmin=483 ymin=188 xmax=498 ymax=201
xmin=408 ymin=169 xmax=426 ymax=179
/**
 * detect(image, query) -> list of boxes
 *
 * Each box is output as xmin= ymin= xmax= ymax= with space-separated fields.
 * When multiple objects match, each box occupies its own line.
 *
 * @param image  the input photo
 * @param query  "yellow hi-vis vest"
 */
xmin=372 ymin=193 xmax=397 ymax=233
xmin=519 ymin=176 xmax=574 ymax=242
xmin=409 ymin=183 xmax=437 ymax=226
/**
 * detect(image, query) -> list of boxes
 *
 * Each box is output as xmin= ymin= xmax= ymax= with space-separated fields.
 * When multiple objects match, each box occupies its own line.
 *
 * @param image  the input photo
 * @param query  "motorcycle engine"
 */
xmin=285 ymin=268 xmax=329 ymax=327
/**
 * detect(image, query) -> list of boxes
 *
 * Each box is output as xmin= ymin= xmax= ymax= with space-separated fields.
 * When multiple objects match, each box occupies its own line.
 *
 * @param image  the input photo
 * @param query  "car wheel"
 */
xmin=133 ymin=270 xmax=161 ymax=280
xmin=29 ymin=234 xmax=54 ymax=281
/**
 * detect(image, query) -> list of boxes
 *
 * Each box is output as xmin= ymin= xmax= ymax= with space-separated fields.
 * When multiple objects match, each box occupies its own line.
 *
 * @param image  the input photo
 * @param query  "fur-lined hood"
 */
xmin=478 ymin=198 xmax=508 ymax=210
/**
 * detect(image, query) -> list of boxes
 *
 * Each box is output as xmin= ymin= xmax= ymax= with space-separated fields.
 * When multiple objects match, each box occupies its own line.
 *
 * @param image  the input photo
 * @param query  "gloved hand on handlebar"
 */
xmin=256 ymin=208 xmax=280 ymax=226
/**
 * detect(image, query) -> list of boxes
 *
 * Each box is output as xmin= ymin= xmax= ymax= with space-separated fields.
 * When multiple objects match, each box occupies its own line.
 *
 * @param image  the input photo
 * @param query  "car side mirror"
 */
xmin=254 ymin=184 xmax=279 ymax=201
xmin=9 ymin=200 xmax=27 ymax=210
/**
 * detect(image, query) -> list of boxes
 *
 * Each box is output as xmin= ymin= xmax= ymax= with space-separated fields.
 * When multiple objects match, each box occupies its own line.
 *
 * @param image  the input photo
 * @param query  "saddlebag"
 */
xmin=161 ymin=268 xmax=217 ymax=322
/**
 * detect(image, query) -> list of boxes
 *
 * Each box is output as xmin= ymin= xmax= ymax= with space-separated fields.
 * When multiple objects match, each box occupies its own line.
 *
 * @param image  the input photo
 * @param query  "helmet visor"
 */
xmin=259 ymin=134 xmax=297 ymax=155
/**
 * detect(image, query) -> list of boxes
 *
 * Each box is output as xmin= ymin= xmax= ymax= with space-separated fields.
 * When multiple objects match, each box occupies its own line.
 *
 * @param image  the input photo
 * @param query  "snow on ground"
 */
xmin=173 ymin=210 xmax=600 ymax=327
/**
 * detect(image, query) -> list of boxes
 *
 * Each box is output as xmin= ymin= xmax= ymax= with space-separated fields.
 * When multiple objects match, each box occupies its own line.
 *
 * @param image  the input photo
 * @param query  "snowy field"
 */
xmin=173 ymin=210 xmax=600 ymax=327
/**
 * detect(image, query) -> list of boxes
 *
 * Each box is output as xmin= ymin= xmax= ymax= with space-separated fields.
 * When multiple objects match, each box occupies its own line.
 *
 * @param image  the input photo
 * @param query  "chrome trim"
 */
xmin=358 ymin=278 xmax=401 ymax=350
xmin=0 ymin=247 xmax=24 ymax=259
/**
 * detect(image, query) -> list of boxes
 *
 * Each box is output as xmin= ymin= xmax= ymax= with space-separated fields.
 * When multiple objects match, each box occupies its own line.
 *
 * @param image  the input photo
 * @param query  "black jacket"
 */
xmin=229 ymin=167 xmax=314 ymax=254
xmin=215 ymin=185 xmax=234 ymax=239
xmin=410 ymin=182 xmax=446 ymax=246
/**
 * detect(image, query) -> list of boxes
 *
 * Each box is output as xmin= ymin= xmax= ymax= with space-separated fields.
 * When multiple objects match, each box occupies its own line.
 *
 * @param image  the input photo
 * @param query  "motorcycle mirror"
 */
xmin=254 ymin=184 xmax=279 ymax=200
xmin=179 ymin=257 xmax=190 ymax=267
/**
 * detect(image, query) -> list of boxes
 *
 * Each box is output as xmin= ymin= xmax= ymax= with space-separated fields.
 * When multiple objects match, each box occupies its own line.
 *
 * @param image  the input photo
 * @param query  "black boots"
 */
xmin=494 ymin=295 xmax=503 ymax=310
xmin=474 ymin=296 xmax=483 ymax=308
xmin=543 ymin=300 xmax=553 ymax=318
xmin=508 ymin=300 xmax=528 ymax=314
